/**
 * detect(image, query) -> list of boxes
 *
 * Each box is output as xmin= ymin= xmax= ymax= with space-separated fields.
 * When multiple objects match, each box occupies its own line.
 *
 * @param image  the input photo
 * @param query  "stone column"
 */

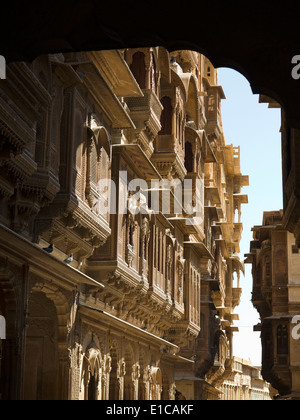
xmin=143 ymin=367 xmax=151 ymax=400
xmin=58 ymin=344 xmax=71 ymax=400
xmin=145 ymin=53 xmax=151 ymax=91
xmin=169 ymin=383 xmax=176 ymax=400
xmin=103 ymin=355 xmax=112 ymax=401
xmin=132 ymin=363 xmax=141 ymax=400
xmin=117 ymin=360 xmax=126 ymax=400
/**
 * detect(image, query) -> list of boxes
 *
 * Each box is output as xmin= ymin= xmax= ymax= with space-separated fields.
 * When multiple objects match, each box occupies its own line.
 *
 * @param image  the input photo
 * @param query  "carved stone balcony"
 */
xmin=203 ymin=82 xmax=225 ymax=140
xmin=232 ymin=287 xmax=242 ymax=309
xmin=233 ymin=222 xmax=243 ymax=243
xmin=205 ymin=185 xmax=221 ymax=207
xmin=211 ymin=290 xmax=223 ymax=308
xmin=125 ymin=89 xmax=163 ymax=158
xmin=0 ymin=62 xmax=59 ymax=236
xmin=35 ymin=193 xmax=112 ymax=263
xmin=152 ymin=134 xmax=186 ymax=181
xmin=261 ymin=320 xmax=292 ymax=396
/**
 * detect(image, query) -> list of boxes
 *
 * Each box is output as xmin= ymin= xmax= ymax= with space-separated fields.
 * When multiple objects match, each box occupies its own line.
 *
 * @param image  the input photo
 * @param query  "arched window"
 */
xmin=124 ymin=346 xmax=135 ymax=400
xmin=129 ymin=222 xmax=134 ymax=246
xmin=24 ymin=292 xmax=59 ymax=400
xmin=276 ymin=250 xmax=286 ymax=274
xmin=86 ymin=122 xmax=111 ymax=216
xmin=130 ymin=52 xmax=147 ymax=89
xmin=88 ymin=374 xmax=97 ymax=401
xmin=138 ymin=352 xmax=146 ymax=400
xmin=277 ymin=325 xmax=289 ymax=355
xmin=185 ymin=141 xmax=194 ymax=173
xmin=74 ymin=112 xmax=85 ymax=200
xmin=264 ymin=255 xmax=272 ymax=286
xmin=159 ymin=96 xmax=173 ymax=135
xmin=109 ymin=347 xmax=118 ymax=400
xmin=0 ymin=315 xmax=5 ymax=340
xmin=150 ymin=52 xmax=157 ymax=93
xmin=199 ymin=313 xmax=205 ymax=339
xmin=255 ymin=263 xmax=262 ymax=286
xmin=81 ymin=345 xmax=102 ymax=401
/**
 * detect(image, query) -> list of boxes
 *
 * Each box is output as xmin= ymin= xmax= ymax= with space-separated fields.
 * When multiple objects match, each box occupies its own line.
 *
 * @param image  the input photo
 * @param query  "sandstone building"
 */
xmin=246 ymin=210 xmax=300 ymax=400
xmin=219 ymin=357 xmax=272 ymax=401
xmin=0 ymin=48 xmax=248 ymax=400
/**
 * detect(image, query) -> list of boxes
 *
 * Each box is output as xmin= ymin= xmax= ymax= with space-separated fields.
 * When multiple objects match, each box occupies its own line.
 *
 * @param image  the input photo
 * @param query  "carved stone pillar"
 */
xmin=144 ymin=52 xmax=152 ymax=91
xmin=143 ymin=367 xmax=151 ymax=401
xmin=58 ymin=344 xmax=71 ymax=400
xmin=169 ymin=383 xmax=176 ymax=401
xmin=177 ymin=256 xmax=185 ymax=306
xmin=103 ymin=355 xmax=112 ymax=401
xmin=117 ymin=360 xmax=126 ymax=400
xmin=140 ymin=218 xmax=150 ymax=283
xmin=132 ymin=363 xmax=141 ymax=400
xmin=166 ymin=243 xmax=173 ymax=302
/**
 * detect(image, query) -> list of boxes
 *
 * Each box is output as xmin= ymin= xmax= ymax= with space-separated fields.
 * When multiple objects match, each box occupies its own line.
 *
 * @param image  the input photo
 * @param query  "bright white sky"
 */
xmin=218 ymin=68 xmax=283 ymax=366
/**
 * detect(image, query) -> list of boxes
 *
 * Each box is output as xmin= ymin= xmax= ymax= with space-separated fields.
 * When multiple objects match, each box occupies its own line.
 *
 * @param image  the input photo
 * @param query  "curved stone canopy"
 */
xmin=1 ymin=0 xmax=300 ymax=127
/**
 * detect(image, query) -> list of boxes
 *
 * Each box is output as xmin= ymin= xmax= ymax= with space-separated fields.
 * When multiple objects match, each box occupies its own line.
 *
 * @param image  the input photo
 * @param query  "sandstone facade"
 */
xmin=0 ymin=48 xmax=247 ymax=400
xmin=246 ymin=210 xmax=300 ymax=400
xmin=220 ymin=357 xmax=272 ymax=401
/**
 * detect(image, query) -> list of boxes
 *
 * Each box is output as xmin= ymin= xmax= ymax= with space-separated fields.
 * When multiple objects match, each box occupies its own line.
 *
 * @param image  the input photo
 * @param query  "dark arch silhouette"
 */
xmin=1 ymin=1 xmax=300 ymax=127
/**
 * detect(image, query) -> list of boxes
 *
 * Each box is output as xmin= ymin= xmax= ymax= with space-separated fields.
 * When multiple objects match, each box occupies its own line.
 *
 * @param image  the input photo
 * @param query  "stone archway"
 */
xmin=1 ymin=2 xmax=300 ymax=128
xmin=24 ymin=291 xmax=59 ymax=400
xmin=138 ymin=350 xmax=147 ymax=400
xmin=108 ymin=340 xmax=120 ymax=400
xmin=150 ymin=367 xmax=163 ymax=400
xmin=0 ymin=265 xmax=20 ymax=400
xmin=24 ymin=283 xmax=70 ymax=400
xmin=1 ymin=2 xmax=300 ymax=251
xmin=124 ymin=344 xmax=135 ymax=401
xmin=81 ymin=343 xmax=103 ymax=401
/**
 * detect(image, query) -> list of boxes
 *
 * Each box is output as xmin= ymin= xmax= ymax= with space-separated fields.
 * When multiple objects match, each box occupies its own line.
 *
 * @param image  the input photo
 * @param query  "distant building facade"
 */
xmin=246 ymin=210 xmax=300 ymax=400
xmin=220 ymin=357 xmax=271 ymax=400
xmin=0 ymin=47 xmax=248 ymax=400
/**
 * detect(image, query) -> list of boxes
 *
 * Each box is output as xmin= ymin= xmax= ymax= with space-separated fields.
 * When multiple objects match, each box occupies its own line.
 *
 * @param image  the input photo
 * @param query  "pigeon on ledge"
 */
xmin=64 ymin=254 xmax=73 ymax=264
xmin=43 ymin=244 xmax=54 ymax=254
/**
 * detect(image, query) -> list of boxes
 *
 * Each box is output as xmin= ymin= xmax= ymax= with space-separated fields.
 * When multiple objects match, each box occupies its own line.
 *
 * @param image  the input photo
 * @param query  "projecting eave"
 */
xmin=168 ymin=217 xmax=199 ymax=235
xmin=171 ymin=69 xmax=187 ymax=102
xmin=205 ymin=185 xmax=221 ymax=206
xmin=73 ymin=61 xmax=136 ymax=129
xmin=215 ymin=237 xmax=229 ymax=259
xmin=234 ymin=193 xmax=248 ymax=205
xmin=259 ymin=94 xmax=281 ymax=109
xmin=202 ymin=78 xmax=226 ymax=100
xmin=198 ymin=130 xmax=217 ymax=163
xmin=0 ymin=223 xmax=105 ymax=290
xmin=244 ymin=253 xmax=254 ymax=264
xmin=184 ymin=241 xmax=214 ymax=260
xmin=240 ymin=175 xmax=250 ymax=188
xmin=231 ymin=254 xmax=245 ymax=275
xmin=205 ymin=206 xmax=219 ymax=223
xmin=79 ymin=304 xmax=180 ymax=353
xmin=112 ymin=144 xmax=161 ymax=180
xmin=88 ymin=50 xmax=144 ymax=98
